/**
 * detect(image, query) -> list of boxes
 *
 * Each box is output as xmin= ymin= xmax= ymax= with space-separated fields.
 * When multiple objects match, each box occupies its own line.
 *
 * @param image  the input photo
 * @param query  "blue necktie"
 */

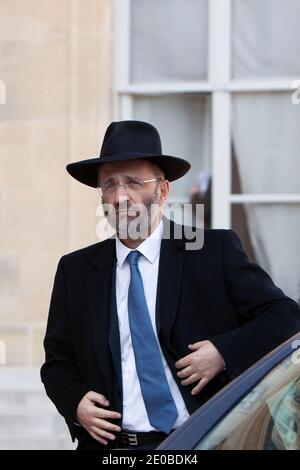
xmin=127 ymin=250 xmax=178 ymax=434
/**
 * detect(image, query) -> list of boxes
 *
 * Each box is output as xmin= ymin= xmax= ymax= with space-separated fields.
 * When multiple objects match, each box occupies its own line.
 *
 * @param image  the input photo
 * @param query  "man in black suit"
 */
xmin=41 ymin=120 xmax=300 ymax=450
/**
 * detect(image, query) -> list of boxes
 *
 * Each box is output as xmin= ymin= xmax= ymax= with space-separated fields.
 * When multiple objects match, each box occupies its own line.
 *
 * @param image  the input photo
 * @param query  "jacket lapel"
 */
xmin=156 ymin=219 xmax=185 ymax=356
xmin=86 ymin=238 xmax=118 ymax=390
xmin=108 ymin=264 xmax=122 ymax=392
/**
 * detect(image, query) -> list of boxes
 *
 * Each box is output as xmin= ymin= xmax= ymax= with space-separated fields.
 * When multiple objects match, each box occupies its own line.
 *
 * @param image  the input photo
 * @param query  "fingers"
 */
xmin=191 ymin=378 xmax=209 ymax=395
xmin=84 ymin=392 xmax=121 ymax=420
xmin=188 ymin=341 xmax=204 ymax=350
xmin=92 ymin=417 xmax=121 ymax=434
xmin=89 ymin=428 xmax=114 ymax=446
xmin=175 ymin=342 xmax=211 ymax=394
xmin=180 ymin=373 xmax=199 ymax=387
xmin=175 ymin=342 xmax=206 ymax=369
xmin=86 ymin=411 xmax=121 ymax=446
xmin=90 ymin=425 xmax=118 ymax=444
xmin=176 ymin=366 xmax=193 ymax=379
xmin=94 ymin=407 xmax=122 ymax=419
xmin=89 ymin=430 xmax=108 ymax=446
xmin=175 ymin=353 xmax=193 ymax=370
xmin=87 ymin=415 xmax=121 ymax=446
xmin=77 ymin=390 xmax=122 ymax=445
xmin=86 ymin=391 xmax=109 ymax=407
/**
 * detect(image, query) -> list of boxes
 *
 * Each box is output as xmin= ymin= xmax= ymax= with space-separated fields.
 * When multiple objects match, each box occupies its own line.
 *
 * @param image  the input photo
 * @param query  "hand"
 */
xmin=175 ymin=340 xmax=225 ymax=396
xmin=76 ymin=391 xmax=122 ymax=446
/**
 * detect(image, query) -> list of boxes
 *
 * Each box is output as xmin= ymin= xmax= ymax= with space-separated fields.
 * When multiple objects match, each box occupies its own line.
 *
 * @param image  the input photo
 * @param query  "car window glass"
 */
xmin=195 ymin=351 xmax=300 ymax=450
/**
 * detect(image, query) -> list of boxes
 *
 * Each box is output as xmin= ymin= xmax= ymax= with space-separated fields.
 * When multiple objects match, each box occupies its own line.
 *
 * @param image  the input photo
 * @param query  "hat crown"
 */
xmin=66 ymin=119 xmax=191 ymax=188
xmin=100 ymin=120 xmax=162 ymax=157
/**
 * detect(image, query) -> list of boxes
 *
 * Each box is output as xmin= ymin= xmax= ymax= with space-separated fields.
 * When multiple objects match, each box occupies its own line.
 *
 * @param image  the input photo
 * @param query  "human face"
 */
xmin=99 ymin=159 xmax=169 ymax=244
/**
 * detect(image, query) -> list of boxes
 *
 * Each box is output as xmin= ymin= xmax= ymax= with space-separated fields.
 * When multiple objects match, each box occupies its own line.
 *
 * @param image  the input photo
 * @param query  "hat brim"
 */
xmin=66 ymin=153 xmax=191 ymax=188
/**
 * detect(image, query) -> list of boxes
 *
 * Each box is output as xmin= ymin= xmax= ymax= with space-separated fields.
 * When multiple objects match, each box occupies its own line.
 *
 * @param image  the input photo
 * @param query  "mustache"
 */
xmin=103 ymin=201 xmax=158 ymax=219
xmin=112 ymin=201 xmax=150 ymax=214
xmin=115 ymin=201 xmax=133 ymax=212
xmin=102 ymin=189 xmax=160 ymax=221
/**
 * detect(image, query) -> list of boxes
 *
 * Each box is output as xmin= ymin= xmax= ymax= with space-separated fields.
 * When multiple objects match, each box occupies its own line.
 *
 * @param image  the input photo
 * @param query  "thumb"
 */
xmin=87 ymin=391 xmax=109 ymax=407
xmin=188 ymin=341 xmax=204 ymax=350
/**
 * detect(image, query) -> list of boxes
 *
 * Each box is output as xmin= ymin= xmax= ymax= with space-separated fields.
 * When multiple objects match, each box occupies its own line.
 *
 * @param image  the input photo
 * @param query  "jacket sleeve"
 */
xmin=210 ymin=230 xmax=300 ymax=380
xmin=40 ymin=257 xmax=90 ymax=441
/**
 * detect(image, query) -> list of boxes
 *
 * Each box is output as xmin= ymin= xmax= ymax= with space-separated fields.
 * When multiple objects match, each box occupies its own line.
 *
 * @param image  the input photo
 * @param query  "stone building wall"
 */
xmin=0 ymin=0 xmax=115 ymax=367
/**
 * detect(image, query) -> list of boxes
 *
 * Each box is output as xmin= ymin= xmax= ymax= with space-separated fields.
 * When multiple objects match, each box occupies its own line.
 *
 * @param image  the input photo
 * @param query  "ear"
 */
xmin=160 ymin=179 xmax=170 ymax=203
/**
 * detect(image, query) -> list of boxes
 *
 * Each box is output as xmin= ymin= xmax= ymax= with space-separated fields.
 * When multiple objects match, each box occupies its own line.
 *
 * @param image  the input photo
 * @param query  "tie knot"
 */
xmin=127 ymin=250 xmax=140 ymax=266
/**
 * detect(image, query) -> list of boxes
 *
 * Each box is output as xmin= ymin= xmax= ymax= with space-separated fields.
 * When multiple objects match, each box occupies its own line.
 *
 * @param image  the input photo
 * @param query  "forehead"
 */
xmin=99 ymin=159 xmax=156 ymax=180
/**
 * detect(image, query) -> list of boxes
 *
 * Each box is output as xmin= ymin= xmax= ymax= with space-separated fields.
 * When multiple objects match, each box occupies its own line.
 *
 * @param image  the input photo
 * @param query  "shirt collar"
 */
xmin=116 ymin=219 xmax=163 ymax=268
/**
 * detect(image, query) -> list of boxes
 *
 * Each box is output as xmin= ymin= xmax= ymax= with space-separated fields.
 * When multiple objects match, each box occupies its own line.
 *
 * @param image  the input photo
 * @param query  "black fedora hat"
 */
xmin=66 ymin=120 xmax=191 ymax=188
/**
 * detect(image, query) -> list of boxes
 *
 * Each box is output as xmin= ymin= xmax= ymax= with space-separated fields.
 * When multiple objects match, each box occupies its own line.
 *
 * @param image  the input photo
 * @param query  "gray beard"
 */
xmin=103 ymin=191 xmax=160 ymax=241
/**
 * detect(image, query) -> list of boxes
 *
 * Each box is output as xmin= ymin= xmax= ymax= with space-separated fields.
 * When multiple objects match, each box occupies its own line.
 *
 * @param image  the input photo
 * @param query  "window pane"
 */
xmin=232 ymin=204 xmax=300 ymax=303
xmin=232 ymin=0 xmax=300 ymax=78
xmin=195 ymin=353 xmax=300 ymax=450
xmin=232 ymin=92 xmax=300 ymax=194
xmin=130 ymin=0 xmax=208 ymax=83
xmin=132 ymin=94 xmax=211 ymax=202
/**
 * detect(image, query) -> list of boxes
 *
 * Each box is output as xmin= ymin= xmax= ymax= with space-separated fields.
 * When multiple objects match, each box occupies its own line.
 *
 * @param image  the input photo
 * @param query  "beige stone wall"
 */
xmin=0 ymin=0 xmax=115 ymax=366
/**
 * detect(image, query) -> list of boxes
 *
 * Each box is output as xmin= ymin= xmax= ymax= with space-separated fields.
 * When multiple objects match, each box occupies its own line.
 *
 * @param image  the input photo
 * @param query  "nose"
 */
xmin=116 ymin=194 xmax=129 ymax=203
xmin=115 ymin=183 xmax=128 ymax=194
xmin=113 ymin=186 xmax=130 ymax=206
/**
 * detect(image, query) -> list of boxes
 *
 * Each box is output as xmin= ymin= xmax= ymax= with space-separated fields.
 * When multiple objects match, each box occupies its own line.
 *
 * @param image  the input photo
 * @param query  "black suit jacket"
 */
xmin=40 ymin=220 xmax=300 ymax=449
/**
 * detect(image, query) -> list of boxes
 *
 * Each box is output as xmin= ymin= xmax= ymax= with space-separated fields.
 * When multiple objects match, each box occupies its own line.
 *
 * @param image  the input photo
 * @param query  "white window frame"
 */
xmin=114 ymin=0 xmax=300 ymax=229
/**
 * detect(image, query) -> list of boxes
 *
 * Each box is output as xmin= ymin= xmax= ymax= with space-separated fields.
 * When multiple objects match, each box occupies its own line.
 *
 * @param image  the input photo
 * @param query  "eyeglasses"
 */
xmin=100 ymin=177 xmax=162 ymax=194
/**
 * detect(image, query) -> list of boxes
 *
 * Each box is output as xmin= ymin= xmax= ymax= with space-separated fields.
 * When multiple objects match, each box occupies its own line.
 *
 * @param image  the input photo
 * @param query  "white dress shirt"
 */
xmin=115 ymin=220 xmax=190 ymax=432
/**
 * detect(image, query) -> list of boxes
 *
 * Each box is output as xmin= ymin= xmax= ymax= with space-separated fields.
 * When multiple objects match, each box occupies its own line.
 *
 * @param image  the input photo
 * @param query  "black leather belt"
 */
xmin=118 ymin=429 xmax=171 ymax=447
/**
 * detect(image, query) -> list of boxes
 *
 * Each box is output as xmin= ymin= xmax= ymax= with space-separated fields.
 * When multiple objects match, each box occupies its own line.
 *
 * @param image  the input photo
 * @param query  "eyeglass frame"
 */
xmin=98 ymin=177 xmax=163 ymax=195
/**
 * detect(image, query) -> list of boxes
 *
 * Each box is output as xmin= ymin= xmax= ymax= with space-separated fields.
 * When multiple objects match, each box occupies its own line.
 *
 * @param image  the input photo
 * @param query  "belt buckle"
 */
xmin=123 ymin=431 xmax=138 ymax=446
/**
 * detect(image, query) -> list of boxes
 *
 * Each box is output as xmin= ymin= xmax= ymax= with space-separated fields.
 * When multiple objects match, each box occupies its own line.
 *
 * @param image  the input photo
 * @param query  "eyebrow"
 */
xmin=103 ymin=176 xmax=116 ymax=184
xmin=102 ymin=174 xmax=142 ymax=183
